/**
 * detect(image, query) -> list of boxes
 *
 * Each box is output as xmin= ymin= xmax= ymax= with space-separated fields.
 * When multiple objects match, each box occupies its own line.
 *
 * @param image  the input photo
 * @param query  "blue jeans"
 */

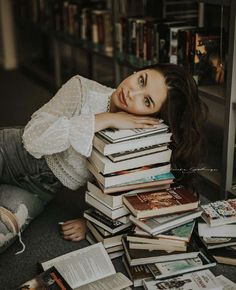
xmin=0 ymin=127 xmax=62 ymax=253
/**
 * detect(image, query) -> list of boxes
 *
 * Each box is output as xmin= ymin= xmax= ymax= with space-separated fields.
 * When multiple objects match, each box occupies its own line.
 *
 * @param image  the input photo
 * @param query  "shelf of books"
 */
xmin=198 ymin=0 xmax=230 ymax=6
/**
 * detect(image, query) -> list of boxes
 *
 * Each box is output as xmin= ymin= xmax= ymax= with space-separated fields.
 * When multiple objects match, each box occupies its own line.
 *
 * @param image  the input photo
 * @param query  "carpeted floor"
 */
xmin=0 ymin=68 xmax=236 ymax=289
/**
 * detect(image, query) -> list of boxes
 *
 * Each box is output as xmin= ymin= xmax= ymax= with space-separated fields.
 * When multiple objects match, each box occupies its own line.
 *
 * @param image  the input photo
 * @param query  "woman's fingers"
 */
xmin=59 ymin=218 xmax=87 ymax=241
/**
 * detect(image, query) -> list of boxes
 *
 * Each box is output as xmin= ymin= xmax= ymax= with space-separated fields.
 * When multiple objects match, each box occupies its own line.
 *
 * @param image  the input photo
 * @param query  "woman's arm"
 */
xmin=95 ymin=112 xmax=159 ymax=132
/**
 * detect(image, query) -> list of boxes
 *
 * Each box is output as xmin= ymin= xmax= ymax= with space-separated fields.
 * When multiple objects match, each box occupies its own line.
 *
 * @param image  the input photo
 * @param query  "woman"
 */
xmin=0 ymin=63 xmax=206 ymax=252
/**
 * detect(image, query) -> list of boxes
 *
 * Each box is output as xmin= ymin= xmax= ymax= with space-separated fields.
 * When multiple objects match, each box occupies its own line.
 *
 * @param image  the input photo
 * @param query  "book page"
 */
xmin=75 ymin=273 xmax=132 ymax=290
xmin=216 ymin=275 xmax=236 ymax=290
xmin=41 ymin=243 xmax=116 ymax=288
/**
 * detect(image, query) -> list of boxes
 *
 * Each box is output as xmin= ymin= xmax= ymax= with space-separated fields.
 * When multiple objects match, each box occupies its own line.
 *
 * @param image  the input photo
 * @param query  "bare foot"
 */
xmin=59 ymin=218 xmax=87 ymax=242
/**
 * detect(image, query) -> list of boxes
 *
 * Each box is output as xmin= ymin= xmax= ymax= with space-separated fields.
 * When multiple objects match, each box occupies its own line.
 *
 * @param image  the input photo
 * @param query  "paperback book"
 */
xmin=129 ymin=209 xmax=202 ymax=235
xmin=199 ymin=236 xmax=236 ymax=250
xmin=198 ymin=221 xmax=236 ymax=237
xmin=201 ymin=199 xmax=236 ymax=227
xmin=123 ymin=186 xmax=199 ymax=219
xmin=147 ymin=251 xmax=216 ymax=280
xmin=40 ymin=243 xmax=132 ymax=289
xmin=143 ymin=269 xmax=222 ymax=290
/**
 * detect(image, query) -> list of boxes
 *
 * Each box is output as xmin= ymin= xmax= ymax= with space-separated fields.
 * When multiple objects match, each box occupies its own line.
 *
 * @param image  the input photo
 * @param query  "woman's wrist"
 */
xmin=94 ymin=113 xmax=114 ymax=132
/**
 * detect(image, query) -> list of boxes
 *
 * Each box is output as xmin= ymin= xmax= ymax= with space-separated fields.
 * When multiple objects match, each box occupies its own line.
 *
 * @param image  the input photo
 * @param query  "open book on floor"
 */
xmin=39 ymin=243 xmax=132 ymax=289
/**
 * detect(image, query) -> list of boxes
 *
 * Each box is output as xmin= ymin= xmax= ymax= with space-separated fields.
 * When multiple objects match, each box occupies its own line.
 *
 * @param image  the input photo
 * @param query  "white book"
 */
xmin=216 ymin=275 xmax=236 ymax=290
xmin=143 ymin=269 xmax=222 ymax=290
xmin=93 ymin=132 xmax=172 ymax=155
xmin=40 ymin=243 xmax=132 ymax=289
xmin=85 ymin=191 xmax=130 ymax=219
xmin=89 ymin=147 xmax=172 ymax=174
xmin=198 ymin=222 xmax=236 ymax=237
xmin=87 ymin=160 xmax=171 ymax=188
xmin=98 ymin=123 xmax=168 ymax=143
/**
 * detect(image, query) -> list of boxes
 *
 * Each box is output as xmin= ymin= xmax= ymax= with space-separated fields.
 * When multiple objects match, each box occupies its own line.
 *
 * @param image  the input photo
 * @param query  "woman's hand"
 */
xmin=95 ymin=112 xmax=159 ymax=132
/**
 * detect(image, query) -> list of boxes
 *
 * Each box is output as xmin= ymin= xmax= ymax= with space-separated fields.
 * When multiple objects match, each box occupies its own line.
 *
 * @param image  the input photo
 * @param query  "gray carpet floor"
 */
xmin=0 ymin=69 xmax=236 ymax=289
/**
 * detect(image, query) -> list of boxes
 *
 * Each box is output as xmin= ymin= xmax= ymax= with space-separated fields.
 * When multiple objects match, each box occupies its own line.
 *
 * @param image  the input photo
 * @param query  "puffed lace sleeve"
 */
xmin=22 ymin=76 xmax=95 ymax=158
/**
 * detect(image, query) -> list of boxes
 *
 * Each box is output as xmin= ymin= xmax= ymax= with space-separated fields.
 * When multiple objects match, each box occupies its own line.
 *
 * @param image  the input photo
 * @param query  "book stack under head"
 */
xmin=84 ymin=124 xmax=175 ymax=258
xmin=198 ymin=198 xmax=236 ymax=266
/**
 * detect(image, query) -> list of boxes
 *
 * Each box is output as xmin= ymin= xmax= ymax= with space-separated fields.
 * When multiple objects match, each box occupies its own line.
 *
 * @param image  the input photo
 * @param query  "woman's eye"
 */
xmin=144 ymin=97 xmax=151 ymax=107
xmin=138 ymin=75 xmax=145 ymax=86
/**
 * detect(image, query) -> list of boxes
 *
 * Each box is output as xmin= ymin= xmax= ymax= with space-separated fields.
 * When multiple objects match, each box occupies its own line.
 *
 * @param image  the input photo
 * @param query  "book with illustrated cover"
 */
xmin=123 ymin=187 xmax=199 ymax=219
xmin=17 ymin=266 xmax=72 ymax=290
xmin=87 ymin=160 xmax=171 ymax=188
xmin=97 ymin=123 xmax=168 ymax=143
xmin=40 ymin=243 xmax=132 ymax=289
xmin=130 ymin=209 xmax=202 ymax=235
xmin=147 ymin=252 xmax=216 ymax=280
xmin=93 ymin=130 xmax=172 ymax=156
xmin=88 ymin=147 xmax=172 ymax=174
xmin=201 ymin=199 xmax=236 ymax=227
xmin=96 ymin=172 xmax=174 ymax=194
xmin=143 ymin=269 xmax=222 ymax=290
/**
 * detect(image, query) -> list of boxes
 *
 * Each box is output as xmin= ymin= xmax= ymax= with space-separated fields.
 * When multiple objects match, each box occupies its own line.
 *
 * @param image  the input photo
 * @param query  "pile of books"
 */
xmin=84 ymin=123 xmax=174 ymax=259
xmin=198 ymin=198 xmax=236 ymax=266
xmin=121 ymin=186 xmax=220 ymax=287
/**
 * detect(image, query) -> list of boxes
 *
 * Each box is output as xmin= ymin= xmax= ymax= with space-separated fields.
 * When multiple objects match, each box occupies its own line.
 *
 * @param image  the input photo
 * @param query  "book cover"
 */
xmin=123 ymin=187 xmax=199 ymax=219
xmin=97 ymin=123 xmax=168 ymax=143
xmin=198 ymin=221 xmax=236 ymax=237
xmin=201 ymin=199 xmax=236 ymax=227
xmin=147 ymin=251 xmax=216 ymax=280
xmin=199 ymin=236 xmax=236 ymax=250
xmin=17 ymin=266 xmax=72 ymax=290
xmin=143 ymin=269 xmax=222 ymax=290
xmin=130 ymin=208 xmax=202 ymax=235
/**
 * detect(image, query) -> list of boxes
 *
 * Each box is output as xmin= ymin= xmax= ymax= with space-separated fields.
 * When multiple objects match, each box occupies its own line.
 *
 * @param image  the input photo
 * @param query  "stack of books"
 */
xmin=121 ymin=186 xmax=219 ymax=287
xmin=84 ymin=123 xmax=174 ymax=259
xmin=198 ymin=198 xmax=236 ymax=266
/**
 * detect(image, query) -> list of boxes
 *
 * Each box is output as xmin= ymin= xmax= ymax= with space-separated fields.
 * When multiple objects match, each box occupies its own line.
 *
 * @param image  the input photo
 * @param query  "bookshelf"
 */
xmin=12 ymin=0 xmax=236 ymax=197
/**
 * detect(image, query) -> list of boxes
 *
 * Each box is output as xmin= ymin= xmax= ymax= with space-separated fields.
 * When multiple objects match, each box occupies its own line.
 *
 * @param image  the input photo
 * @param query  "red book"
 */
xmin=123 ymin=186 xmax=199 ymax=219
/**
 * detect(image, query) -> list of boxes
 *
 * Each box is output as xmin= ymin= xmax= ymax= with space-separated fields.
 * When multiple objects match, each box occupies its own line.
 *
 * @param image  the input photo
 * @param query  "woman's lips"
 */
xmin=119 ymin=89 xmax=128 ymax=106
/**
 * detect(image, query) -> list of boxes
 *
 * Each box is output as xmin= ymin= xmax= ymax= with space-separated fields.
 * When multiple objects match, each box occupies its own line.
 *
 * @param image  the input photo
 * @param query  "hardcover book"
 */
xmin=130 ymin=209 xmax=202 ymax=235
xmin=147 ymin=251 xmax=216 ymax=280
xmin=209 ymin=246 xmax=236 ymax=266
xmin=143 ymin=269 xmax=222 ymax=290
xmin=123 ymin=187 xmax=199 ymax=219
xmin=201 ymin=199 xmax=236 ymax=227
xmin=199 ymin=236 xmax=236 ymax=250
xmin=87 ymin=160 xmax=171 ymax=188
xmin=40 ymin=243 xmax=132 ymax=289
xmin=89 ymin=147 xmax=172 ymax=174
xmin=93 ymin=131 xmax=172 ymax=156
xmin=122 ymin=236 xmax=199 ymax=266
xmin=97 ymin=123 xmax=168 ymax=143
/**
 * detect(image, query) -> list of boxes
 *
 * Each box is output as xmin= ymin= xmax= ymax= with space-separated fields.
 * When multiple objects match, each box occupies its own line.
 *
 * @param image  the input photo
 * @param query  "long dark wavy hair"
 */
xmin=140 ymin=63 xmax=208 ymax=187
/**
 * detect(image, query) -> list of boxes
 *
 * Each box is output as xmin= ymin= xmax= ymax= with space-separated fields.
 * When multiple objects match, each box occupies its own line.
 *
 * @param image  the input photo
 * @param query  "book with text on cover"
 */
xmin=143 ymin=269 xmax=222 ymax=290
xmin=97 ymin=122 xmax=168 ymax=143
xmin=88 ymin=147 xmax=172 ymax=174
xmin=123 ymin=186 xmax=199 ymax=219
xmin=147 ymin=251 xmax=216 ymax=280
xmin=87 ymin=160 xmax=171 ymax=188
xmin=130 ymin=209 xmax=202 ymax=235
xmin=40 ymin=243 xmax=132 ymax=289
xmin=201 ymin=198 xmax=236 ymax=227
xmin=93 ymin=130 xmax=172 ymax=155
xmin=17 ymin=266 xmax=72 ymax=290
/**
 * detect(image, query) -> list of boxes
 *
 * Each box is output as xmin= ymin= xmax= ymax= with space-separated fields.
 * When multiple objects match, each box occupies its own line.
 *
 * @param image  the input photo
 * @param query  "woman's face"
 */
xmin=110 ymin=69 xmax=168 ymax=115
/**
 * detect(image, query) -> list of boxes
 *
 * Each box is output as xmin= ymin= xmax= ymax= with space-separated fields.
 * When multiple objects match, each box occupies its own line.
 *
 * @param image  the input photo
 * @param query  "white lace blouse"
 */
xmin=22 ymin=75 xmax=115 ymax=190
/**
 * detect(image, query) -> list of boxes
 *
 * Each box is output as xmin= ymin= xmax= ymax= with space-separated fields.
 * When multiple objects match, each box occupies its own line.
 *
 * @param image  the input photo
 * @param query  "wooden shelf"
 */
xmin=198 ymin=0 xmax=230 ymax=6
xmin=198 ymin=85 xmax=226 ymax=105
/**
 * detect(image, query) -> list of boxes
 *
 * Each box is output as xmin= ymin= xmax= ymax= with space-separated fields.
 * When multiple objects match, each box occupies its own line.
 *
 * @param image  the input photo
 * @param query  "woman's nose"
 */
xmin=128 ymin=89 xmax=144 ymax=99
